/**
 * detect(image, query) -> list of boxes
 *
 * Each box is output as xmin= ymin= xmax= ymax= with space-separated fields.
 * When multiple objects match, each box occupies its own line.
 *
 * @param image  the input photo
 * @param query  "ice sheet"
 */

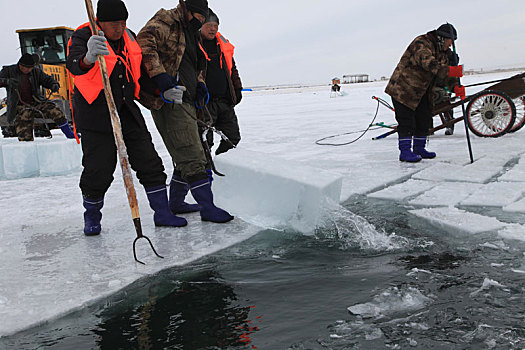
xmin=409 ymin=182 xmax=483 ymax=207
xmin=409 ymin=207 xmax=508 ymax=234
xmin=367 ymin=179 xmax=436 ymax=201
xmin=503 ymin=197 xmax=525 ymax=213
xmin=0 ymin=205 xmax=262 ymax=336
xmin=498 ymin=224 xmax=525 ymax=242
xmin=460 ymin=182 xmax=525 ymax=207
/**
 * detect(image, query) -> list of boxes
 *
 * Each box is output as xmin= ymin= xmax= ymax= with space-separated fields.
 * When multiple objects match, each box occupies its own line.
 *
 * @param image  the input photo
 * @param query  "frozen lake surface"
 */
xmin=1 ymin=72 xmax=524 ymax=348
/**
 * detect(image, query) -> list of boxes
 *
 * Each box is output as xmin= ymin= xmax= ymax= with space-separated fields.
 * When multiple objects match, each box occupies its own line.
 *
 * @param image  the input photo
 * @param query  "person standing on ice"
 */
xmin=385 ymin=23 xmax=463 ymax=162
xmin=136 ymin=0 xmax=234 ymax=223
xmin=67 ymin=0 xmax=188 ymax=235
xmin=199 ymin=9 xmax=243 ymax=156
xmin=0 ymin=53 xmax=77 ymax=141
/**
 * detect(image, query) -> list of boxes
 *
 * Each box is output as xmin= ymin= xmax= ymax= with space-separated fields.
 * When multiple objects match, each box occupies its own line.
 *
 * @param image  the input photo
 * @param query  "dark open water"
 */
xmin=2 ymin=196 xmax=524 ymax=349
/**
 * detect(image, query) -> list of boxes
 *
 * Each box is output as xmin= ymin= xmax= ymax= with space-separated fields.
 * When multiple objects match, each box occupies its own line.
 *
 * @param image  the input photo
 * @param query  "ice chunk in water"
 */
xmin=347 ymin=286 xmax=432 ymax=319
xmin=213 ymin=148 xmax=342 ymax=234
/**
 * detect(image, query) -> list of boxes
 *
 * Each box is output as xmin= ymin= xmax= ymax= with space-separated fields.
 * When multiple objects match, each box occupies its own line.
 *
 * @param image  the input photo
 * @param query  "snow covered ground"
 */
xmin=1 ymin=71 xmax=524 ymax=337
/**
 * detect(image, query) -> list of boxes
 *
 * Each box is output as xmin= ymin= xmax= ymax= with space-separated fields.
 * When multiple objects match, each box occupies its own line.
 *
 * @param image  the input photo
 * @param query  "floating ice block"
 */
xmin=212 ymin=148 xmax=343 ymax=234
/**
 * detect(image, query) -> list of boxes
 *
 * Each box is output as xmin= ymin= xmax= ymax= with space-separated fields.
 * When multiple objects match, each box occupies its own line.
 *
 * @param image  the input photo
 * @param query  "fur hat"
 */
xmin=96 ymin=0 xmax=129 ymax=22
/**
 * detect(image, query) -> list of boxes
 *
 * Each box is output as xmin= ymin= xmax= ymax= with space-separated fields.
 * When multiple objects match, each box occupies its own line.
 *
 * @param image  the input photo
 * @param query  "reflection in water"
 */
xmin=93 ymin=270 xmax=259 ymax=349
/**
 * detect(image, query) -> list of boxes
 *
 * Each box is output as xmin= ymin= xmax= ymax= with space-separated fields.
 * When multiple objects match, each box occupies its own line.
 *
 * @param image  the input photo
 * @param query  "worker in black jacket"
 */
xmin=66 ymin=0 xmax=187 ymax=236
xmin=199 ymin=9 xmax=243 ymax=156
xmin=0 ymin=53 xmax=76 ymax=141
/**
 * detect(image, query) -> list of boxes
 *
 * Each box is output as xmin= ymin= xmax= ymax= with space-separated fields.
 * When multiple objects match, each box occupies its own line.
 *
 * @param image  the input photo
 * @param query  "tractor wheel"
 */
xmin=466 ymin=90 xmax=516 ymax=137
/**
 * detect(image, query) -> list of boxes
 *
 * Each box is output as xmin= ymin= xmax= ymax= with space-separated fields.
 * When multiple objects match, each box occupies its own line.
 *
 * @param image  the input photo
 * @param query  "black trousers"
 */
xmin=392 ymin=93 xmax=432 ymax=137
xmin=200 ymin=97 xmax=241 ymax=152
xmin=79 ymin=105 xmax=166 ymax=199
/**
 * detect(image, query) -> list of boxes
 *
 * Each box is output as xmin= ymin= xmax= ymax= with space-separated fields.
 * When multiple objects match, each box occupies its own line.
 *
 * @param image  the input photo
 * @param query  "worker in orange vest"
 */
xmin=66 ymin=0 xmax=188 ymax=236
xmin=200 ymin=9 xmax=243 ymax=156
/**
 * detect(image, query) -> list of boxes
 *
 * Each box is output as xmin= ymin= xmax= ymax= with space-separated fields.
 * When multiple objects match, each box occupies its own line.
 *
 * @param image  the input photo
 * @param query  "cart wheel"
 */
xmin=508 ymin=96 xmax=525 ymax=133
xmin=466 ymin=90 xmax=516 ymax=137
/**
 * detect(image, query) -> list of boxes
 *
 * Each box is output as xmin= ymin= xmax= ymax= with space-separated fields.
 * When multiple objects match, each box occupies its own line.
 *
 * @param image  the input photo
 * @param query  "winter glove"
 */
xmin=454 ymin=85 xmax=466 ymax=100
xmin=448 ymin=65 xmax=463 ymax=78
xmin=85 ymin=32 xmax=109 ymax=64
xmin=51 ymin=83 xmax=60 ymax=93
xmin=235 ymin=88 xmax=242 ymax=104
xmin=152 ymin=72 xmax=177 ymax=92
xmin=195 ymin=82 xmax=209 ymax=106
xmin=162 ymin=86 xmax=187 ymax=104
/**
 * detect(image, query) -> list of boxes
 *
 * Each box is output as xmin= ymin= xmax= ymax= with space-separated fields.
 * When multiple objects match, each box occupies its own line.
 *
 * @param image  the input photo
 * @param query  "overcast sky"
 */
xmin=1 ymin=0 xmax=524 ymax=88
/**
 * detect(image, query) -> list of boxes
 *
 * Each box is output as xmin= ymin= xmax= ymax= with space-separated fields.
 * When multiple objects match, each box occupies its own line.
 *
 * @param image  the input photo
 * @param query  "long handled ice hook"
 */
xmin=84 ymin=0 xmax=163 ymax=263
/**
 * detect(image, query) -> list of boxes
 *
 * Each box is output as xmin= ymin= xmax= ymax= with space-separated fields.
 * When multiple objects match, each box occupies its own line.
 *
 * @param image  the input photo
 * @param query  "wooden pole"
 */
xmin=84 ymin=0 xmax=162 ymax=263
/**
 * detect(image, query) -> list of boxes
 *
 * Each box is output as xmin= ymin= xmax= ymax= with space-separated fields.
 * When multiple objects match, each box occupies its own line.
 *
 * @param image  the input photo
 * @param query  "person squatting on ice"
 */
xmin=385 ymin=23 xmax=463 ymax=162
xmin=199 ymin=8 xmax=243 ymax=156
xmin=137 ymin=0 xmax=234 ymax=223
xmin=67 ymin=0 xmax=188 ymax=236
xmin=0 ymin=53 xmax=77 ymax=141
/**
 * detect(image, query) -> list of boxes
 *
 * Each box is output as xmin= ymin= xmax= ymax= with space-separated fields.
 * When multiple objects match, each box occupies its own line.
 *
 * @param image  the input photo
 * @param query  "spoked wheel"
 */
xmin=508 ymin=95 xmax=525 ymax=133
xmin=466 ymin=90 xmax=516 ymax=137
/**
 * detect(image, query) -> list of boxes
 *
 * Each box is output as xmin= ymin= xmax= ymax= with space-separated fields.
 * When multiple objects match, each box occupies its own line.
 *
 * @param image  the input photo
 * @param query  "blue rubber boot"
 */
xmin=189 ymin=179 xmax=234 ymax=223
xmin=83 ymin=196 xmax=103 ymax=236
xmin=169 ymin=174 xmax=201 ymax=214
xmin=146 ymin=185 xmax=188 ymax=227
xmin=413 ymin=136 xmax=436 ymax=159
xmin=398 ymin=137 xmax=422 ymax=162
xmin=58 ymin=121 xmax=76 ymax=139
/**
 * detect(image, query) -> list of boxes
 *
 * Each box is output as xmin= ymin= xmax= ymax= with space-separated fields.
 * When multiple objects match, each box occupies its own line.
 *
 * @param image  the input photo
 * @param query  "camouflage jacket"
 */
xmin=137 ymin=5 xmax=205 ymax=110
xmin=385 ymin=31 xmax=452 ymax=111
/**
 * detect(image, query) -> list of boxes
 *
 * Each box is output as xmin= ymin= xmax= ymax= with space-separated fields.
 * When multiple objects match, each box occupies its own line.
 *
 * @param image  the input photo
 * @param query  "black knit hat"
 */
xmin=185 ymin=0 xmax=209 ymax=17
xmin=205 ymin=8 xmax=219 ymax=24
xmin=18 ymin=53 xmax=36 ymax=67
xmin=436 ymin=23 xmax=457 ymax=40
xmin=97 ymin=0 xmax=129 ymax=22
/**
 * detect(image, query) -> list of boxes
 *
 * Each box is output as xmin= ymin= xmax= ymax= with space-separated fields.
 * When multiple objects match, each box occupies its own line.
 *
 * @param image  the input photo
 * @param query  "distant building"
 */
xmin=343 ymin=74 xmax=369 ymax=84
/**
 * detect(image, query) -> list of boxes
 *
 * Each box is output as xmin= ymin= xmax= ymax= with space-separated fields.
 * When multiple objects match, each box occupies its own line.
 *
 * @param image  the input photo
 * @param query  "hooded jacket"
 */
xmin=385 ymin=31 xmax=452 ymax=111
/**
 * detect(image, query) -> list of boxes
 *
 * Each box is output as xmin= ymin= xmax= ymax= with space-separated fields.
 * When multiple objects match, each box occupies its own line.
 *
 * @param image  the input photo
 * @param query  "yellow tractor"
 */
xmin=1 ymin=26 xmax=75 ymax=137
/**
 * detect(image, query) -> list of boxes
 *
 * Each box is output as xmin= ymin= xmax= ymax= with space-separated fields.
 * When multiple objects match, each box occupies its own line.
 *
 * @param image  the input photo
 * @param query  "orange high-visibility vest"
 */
xmin=216 ymin=32 xmax=234 ymax=74
xmin=68 ymin=22 xmax=142 ymax=104
xmin=200 ymin=32 xmax=235 ymax=75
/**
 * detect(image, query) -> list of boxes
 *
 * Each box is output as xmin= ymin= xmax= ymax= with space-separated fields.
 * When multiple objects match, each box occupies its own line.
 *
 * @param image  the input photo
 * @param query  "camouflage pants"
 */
xmin=151 ymin=102 xmax=208 ymax=183
xmin=15 ymin=102 xmax=67 ymax=141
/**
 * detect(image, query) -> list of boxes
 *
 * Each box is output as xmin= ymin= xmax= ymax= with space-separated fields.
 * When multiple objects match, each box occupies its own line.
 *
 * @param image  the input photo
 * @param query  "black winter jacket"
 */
xmin=0 ymin=64 xmax=57 ymax=124
xmin=66 ymin=26 xmax=146 ymax=133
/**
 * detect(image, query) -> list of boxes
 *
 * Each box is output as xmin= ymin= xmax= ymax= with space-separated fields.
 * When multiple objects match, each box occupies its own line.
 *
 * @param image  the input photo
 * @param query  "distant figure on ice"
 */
xmin=330 ymin=77 xmax=342 ymax=98
xmin=199 ymin=9 xmax=243 ymax=156
xmin=0 ymin=53 xmax=76 ymax=141
xmin=67 ymin=0 xmax=187 ymax=235
xmin=137 ymin=0 xmax=234 ymax=223
xmin=385 ymin=23 xmax=463 ymax=162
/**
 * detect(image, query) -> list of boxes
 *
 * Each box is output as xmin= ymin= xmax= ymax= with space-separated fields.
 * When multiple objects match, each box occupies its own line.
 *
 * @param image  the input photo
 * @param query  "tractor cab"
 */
xmin=17 ymin=27 xmax=73 ymax=65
